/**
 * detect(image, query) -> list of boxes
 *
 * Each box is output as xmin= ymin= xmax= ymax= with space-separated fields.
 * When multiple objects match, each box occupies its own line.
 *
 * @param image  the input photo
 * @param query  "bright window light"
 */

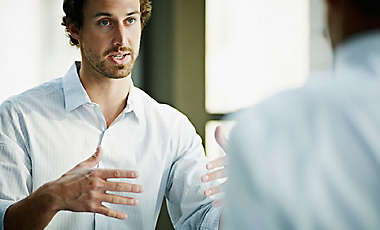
xmin=0 ymin=0 xmax=80 ymax=104
xmin=206 ymin=0 xmax=310 ymax=113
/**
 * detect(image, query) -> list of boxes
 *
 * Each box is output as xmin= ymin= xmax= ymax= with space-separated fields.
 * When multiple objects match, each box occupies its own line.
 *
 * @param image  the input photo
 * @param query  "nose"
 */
xmin=112 ymin=22 xmax=128 ymax=46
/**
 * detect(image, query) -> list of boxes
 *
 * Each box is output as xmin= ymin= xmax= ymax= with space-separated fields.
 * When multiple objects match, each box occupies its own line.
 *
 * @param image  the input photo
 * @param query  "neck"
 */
xmin=79 ymin=61 xmax=132 ymax=127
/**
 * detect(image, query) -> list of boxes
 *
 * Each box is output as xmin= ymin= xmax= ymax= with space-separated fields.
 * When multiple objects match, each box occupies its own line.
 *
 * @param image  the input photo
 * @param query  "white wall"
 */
xmin=310 ymin=0 xmax=333 ymax=71
xmin=0 ymin=0 xmax=80 ymax=103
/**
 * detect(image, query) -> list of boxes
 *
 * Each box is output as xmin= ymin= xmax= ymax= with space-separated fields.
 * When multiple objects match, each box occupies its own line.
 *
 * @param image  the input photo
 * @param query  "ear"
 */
xmin=67 ymin=20 xmax=81 ymax=42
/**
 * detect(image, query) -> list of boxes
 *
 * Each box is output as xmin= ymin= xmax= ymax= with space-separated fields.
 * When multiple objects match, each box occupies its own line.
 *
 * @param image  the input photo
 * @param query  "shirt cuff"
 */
xmin=200 ymin=206 xmax=223 ymax=230
xmin=0 ymin=200 xmax=14 ymax=230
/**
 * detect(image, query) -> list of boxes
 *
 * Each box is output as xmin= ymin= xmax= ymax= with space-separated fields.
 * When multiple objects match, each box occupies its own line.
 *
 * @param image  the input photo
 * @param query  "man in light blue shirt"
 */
xmin=0 ymin=0 xmax=224 ymax=229
xmin=226 ymin=0 xmax=380 ymax=229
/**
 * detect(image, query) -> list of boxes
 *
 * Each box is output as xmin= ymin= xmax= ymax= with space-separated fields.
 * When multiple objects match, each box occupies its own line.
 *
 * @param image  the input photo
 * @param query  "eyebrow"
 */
xmin=94 ymin=11 xmax=141 ymax=18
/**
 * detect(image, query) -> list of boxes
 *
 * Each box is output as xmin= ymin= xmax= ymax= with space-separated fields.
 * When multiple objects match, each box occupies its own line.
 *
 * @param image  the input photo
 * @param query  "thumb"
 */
xmin=215 ymin=126 xmax=228 ymax=153
xmin=73 ymin=146 xmax=103 ymax=170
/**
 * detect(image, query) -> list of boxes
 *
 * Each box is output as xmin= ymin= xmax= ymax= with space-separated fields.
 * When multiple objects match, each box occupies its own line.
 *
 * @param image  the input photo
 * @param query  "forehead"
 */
xmin=83 ymin=0 xmax=140 ymax=16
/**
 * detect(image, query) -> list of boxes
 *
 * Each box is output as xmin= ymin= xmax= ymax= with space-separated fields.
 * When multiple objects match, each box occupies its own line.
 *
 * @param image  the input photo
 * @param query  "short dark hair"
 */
xmin=350 ymin=0 xmax=380 ymax=17
xmin=61 ymin=0 xmax=152 ymax=47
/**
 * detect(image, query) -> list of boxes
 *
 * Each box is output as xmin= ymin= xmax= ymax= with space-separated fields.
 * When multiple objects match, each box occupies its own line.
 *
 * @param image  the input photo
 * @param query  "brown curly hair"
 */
xmin=61 ymin=0 xmax=152 ymax=47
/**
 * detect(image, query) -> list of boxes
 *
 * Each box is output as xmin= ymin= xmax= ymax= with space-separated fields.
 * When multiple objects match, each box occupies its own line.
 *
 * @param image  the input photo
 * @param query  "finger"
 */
xmin=204 ymin=182 xmax=225 ymax=196
xmin=95 ymin=169 xmax=139 ymax=179
xmin=201 ymin=168 xmax=227 ymax=182
xmin=73 ymin=146 xmax=103 ymax=170
xmin=105 ymin=181 xmax=143 ymax=193
xmin=206 ymin=156 xmax=227 ymax=170
xmin=95 ymin=205 xmax=128 ymax=220
xmin=215 ymin=126 xmax=229 ymax=152
xmin=102 ymin=194 xmax=139 ymax=206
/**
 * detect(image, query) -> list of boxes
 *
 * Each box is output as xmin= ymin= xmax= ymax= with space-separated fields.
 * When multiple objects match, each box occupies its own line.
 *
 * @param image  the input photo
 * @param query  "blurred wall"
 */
xmin=310 ymin=0 xmax=333 ymax=71
xmin=0 ymin=0 xmax=80 ymax=103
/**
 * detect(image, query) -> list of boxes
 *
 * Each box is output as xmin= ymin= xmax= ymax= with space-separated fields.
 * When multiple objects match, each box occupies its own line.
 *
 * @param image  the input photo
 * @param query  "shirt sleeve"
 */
xmin=0 ymin=200 xmax=13 ymax=230
xmin=224 ymin=106 xmax=311 ymax=230
xmin=165 ymin=113 xmax=221 ymax=230
xmin=0 ymin=101 xmax=32 ymax=230
xmin=224 ymin=97 xmax=326 ymax=229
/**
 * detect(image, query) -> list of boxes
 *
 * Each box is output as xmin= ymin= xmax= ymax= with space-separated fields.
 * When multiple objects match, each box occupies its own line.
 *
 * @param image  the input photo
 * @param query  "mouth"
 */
xmin=108 ymin=52 xmax=131 ymax=65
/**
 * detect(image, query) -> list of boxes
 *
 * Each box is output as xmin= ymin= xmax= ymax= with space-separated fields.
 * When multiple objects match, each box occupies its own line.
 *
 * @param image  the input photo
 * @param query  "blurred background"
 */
xmin=0 ymin=0 xmax=332 ymax=229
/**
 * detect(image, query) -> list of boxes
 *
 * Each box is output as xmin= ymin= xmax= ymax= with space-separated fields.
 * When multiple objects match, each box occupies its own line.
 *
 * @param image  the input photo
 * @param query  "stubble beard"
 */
xmin=82 ymin=45 xmax=137 ymax=79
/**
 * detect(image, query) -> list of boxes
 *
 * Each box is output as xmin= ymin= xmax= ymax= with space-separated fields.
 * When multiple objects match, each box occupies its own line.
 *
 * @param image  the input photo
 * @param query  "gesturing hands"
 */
xmin=201 ymin=126 xmax=228 ymax=207
xmin=45 ymin=146 xmax=143 ymax=219
xmin=3 ymin=146 xmax=143 ymax=230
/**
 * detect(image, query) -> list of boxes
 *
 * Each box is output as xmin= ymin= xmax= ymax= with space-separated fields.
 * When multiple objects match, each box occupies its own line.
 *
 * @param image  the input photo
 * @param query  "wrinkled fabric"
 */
xmin=0 ymin=63 xmax=221 ymax=230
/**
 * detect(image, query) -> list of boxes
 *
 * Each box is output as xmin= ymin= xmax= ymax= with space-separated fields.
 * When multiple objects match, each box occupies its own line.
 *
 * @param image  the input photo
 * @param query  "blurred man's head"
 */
xmin=326 ymin=0 xmax=380 ymax=49
xmin=350 ymin=0 xmax=380 ymax=17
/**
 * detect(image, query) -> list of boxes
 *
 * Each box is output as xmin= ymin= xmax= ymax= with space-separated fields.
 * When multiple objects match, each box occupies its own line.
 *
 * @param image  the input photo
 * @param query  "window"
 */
xmin=205 ymin=0 xmax=332 ymax=158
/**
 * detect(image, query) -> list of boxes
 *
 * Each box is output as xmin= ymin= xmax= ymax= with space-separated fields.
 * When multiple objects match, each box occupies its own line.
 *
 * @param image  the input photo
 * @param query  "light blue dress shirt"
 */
xmin=0 ymin=62 xmax=221 ymax=230
xmin=226 ymin=31 xmax=380 ymax=229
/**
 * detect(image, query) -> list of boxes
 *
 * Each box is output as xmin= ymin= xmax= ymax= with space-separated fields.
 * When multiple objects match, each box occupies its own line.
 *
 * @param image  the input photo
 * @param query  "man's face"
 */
xmin=78 ymin=0 xmax=142 ymax=79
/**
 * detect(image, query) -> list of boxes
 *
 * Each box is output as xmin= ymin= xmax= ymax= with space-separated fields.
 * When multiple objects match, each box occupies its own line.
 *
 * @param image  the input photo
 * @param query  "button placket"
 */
xmin=98 ymin=130 xmax=108 ymax=169
xmin=93 ymin=104 xmax=107 ymax=131
xmin=89 ymin=103 xmax=107 ymax=230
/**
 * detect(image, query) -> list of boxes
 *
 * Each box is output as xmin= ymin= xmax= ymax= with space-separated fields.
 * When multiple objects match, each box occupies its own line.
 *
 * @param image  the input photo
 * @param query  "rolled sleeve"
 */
xmin=0 ymin=200 xmax=14 ymax=230
xmin=0 ymin=135 xmax=31 ymax=230
xmin=0 ymin=101 xmax=32 ymax=230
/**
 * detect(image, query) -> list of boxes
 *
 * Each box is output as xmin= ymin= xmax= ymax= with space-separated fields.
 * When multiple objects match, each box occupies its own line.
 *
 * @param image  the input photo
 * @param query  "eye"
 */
xmin=126 ymin=17 xmax=136 ymax=25
xmin=98 ymin=19 xmax=111 ymax=27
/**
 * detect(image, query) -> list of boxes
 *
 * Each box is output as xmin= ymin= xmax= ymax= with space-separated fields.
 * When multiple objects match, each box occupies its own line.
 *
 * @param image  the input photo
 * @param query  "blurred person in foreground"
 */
xmin=226 ymin=0 xmax=380 ymax=229
xmin=0 ymin=0 xmax=226 ymax=229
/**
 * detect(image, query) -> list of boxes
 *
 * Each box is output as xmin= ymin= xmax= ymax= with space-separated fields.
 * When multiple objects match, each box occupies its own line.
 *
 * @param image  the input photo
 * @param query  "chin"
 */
xmin=104 ymin=73 xmax=130 ymax=79
xmin=103 ymin=64 xmax=133 ymax=79
xmin=104 ymin=70 xmax=131 ymax=79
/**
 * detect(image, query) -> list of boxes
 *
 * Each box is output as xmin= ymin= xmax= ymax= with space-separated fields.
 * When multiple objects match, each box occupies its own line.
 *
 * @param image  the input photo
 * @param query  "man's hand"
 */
xmin=4 ymin=146 xmax=142 ymax=230
xmin=46 ymin=146 xmax=143 ymax=219
xmin=201 ymin=126 xmax=228 ymax=207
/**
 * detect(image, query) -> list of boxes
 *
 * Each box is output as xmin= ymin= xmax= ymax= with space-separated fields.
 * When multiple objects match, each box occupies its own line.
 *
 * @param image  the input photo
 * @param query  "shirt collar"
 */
xmin=123 ymin=81 xmax=144 ymax=121
xmin=334 ymin=30 xmax=380 ymax=78
xmin=63 ymin=62 xmax=92 ymax=112
xmin=62 ymin=62 xmax=144 ymax=121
